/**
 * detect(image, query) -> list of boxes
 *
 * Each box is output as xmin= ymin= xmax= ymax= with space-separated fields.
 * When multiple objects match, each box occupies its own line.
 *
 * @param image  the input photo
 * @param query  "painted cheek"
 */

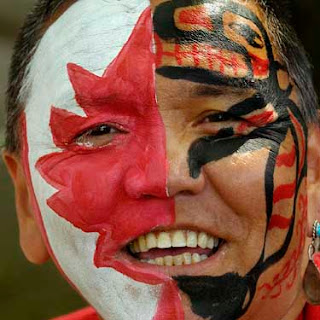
xmin=259 ymin=111 xmax=308 ymax=300
xmin=263 ymin=131 xmax=297 ymax=258
xmin=35 ymin=8 xmax=175 ymax=284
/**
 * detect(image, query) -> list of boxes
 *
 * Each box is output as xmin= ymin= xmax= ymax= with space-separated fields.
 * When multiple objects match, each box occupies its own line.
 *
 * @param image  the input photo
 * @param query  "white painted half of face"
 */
xmin=23 ymin=0 xmax=161 ymax=319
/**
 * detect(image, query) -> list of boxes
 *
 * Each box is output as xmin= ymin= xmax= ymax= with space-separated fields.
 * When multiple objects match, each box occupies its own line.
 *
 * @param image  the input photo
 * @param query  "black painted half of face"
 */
xmin=153 ymin=0 xmax=308 ymax=319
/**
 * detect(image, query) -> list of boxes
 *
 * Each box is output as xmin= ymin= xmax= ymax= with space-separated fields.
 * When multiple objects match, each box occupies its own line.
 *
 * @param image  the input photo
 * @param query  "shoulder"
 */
xmin=50 ymin=307 xmax=99 ymax=320
xmin=304 ymin=304 xmax=320 ymax=319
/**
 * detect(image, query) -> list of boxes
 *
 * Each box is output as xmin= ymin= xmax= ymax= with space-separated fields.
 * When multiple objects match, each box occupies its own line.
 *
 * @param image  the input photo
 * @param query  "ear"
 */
xmin=307 ymin=123 xmax=320 ymax=237
xmin=2 ymin=151 xmax=50 ymax=264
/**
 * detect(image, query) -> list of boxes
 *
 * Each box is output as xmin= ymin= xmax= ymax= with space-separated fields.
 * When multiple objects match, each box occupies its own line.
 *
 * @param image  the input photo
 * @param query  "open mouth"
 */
xmin=128 ymin=230 xmax=221 ymax=267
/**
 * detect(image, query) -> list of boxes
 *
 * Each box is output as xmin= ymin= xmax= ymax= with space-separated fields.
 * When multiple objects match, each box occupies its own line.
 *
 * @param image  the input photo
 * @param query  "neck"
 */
xmin=282 ymin=291 xmax=306 ymax=320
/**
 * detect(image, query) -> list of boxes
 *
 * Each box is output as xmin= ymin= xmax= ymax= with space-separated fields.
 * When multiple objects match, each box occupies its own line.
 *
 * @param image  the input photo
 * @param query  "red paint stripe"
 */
xmin=178 ymin=7 xmax=214 ymax=31
xmin=268 ymin=215 xmax=291 ymax=230
xmin=237 ymin=110 xmax=274 ymax=133
xmin=276 ymin=145 xmax=296 ymax=167
xmin=248 ymin=53 xmax=269 ymax=78
xmin=246 ymin=110 xmax=274 ymax=126
xmin=273 ymin=181 xmax=296 ymax=204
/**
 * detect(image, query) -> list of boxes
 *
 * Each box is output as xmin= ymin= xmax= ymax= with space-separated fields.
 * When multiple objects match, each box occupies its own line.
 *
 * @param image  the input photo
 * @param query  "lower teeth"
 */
xmin=141 ymin=253 xmax=208 ymax=266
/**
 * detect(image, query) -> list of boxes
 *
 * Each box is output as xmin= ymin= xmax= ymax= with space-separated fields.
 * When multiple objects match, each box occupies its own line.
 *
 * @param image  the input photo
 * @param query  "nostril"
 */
xmin=124 ymin=167 xmax=168 ymax=199
xmin=142 ymin=194 xmax=155 ymax=200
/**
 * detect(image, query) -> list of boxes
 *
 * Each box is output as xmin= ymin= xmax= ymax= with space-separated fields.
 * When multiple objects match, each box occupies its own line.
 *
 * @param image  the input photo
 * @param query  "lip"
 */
xmin=115 ymin=225 xmax=227 ymax=277
xmin=116 ymin=241 xmax=226 ymax=278
xmin=94 ymin=221 xmax=229 ymax=284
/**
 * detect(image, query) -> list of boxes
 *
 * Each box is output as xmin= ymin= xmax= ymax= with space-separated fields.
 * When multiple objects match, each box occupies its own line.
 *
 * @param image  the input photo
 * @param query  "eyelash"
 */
xmin=202 ymin=112 xmax=236 ymax=123
xmin=74 ymin=123 xmax=123 ymax=148
xmin=83 ymin=125 xmax=118 ymax=136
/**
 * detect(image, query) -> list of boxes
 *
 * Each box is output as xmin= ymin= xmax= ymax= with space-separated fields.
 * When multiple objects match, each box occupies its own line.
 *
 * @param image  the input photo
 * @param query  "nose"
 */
xmin=124 ymin=136 xmax=205 ymax=199
xmin=124 ymin=145 xmax=168 ymax=199
xmin=166 ymin=140 xmax=205 ymax=197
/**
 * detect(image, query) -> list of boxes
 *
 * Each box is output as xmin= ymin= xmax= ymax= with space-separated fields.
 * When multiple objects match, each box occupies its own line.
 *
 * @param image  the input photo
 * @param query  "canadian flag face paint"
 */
xmin=22 ymin=1 xmax=181 ymax=319
xmin=36 ymin=8 xmax=175 ymax=284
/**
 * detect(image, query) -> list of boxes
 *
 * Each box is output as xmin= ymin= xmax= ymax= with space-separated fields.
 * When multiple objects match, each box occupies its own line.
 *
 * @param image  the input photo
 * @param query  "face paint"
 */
xmin=152 ymin=0 xmax=307 ymax=319
xmin=22 ymin=0 xmax=309 ymax=319
xmin=36 ymin=8 xmax=175 ymax=283
xmin=22 ymin=1 xmax=183 ymax=319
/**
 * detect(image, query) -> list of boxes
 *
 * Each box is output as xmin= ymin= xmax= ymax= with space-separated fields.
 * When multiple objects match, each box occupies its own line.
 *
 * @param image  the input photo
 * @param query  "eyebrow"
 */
xmin=190 ymin=84 xmax=255 ymax=98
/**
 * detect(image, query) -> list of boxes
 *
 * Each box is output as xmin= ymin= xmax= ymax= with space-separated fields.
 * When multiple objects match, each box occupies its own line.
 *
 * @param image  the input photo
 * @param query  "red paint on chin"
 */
xmin=153 ymin=281 xmax=184 ymax=320
xmin=36 ymin=8 xmax=175 ymax=284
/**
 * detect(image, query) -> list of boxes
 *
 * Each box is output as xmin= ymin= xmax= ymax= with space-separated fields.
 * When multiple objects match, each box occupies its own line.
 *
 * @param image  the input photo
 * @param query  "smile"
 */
xmin=128 ymin=230 xmax=221 ymax=266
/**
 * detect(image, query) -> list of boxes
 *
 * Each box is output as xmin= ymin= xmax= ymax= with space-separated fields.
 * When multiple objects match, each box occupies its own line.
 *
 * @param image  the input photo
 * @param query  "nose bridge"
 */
xmin=166 ymin=132 xmax=205 ymax=197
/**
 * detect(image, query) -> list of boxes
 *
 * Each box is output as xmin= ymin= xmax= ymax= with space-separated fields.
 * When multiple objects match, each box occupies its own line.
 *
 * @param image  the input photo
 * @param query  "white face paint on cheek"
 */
xmin=23 ymin=1 xmax=162 ymax=319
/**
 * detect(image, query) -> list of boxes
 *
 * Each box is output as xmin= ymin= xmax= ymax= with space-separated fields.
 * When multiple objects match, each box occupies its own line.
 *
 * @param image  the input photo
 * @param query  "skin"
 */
xmin=3 ymin=0 xmax=320 ymax=319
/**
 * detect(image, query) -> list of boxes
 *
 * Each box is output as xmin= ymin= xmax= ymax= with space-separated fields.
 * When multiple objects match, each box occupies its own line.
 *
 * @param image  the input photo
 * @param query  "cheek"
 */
xmin=264 ymin=130 xmax=298 ymax=260
xmin=257 ymin=129 xmax=308 ymax=302
xmin=36 ymin=118 xmax=175 ymax=248
xmin=202 ymin=147 xmax=269 ymax=274
xmin=257 ymin=180 xmax=308 ymax=300
xmin=204 ymin=147 xmax=268 ymax=222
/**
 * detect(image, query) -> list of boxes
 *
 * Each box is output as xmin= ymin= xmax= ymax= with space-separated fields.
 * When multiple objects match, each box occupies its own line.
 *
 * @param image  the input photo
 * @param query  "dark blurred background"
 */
xmin=0 ymin=0 xmax=319 ymax=319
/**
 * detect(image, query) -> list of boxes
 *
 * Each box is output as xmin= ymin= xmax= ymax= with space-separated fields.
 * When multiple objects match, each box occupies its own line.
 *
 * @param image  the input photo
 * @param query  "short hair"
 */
xmin=4 ymin=0 xmax=318 ymax=154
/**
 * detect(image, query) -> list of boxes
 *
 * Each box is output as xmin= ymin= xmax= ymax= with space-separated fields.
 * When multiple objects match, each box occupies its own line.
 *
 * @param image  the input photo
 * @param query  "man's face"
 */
xmin=22 ymin=0 xmax=308 ymax=319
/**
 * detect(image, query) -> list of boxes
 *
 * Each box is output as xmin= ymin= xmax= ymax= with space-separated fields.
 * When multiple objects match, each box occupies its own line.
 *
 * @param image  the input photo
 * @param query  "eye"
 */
xmin=203 ymin=112 xmax=234 ymax=123
xmin=75 ymin=124 xmax=124 ymax=148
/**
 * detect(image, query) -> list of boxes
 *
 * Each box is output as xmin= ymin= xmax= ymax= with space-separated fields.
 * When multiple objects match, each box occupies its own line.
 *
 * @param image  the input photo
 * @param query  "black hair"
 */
xmin=4 ymin=0 xmax=318 ymax=153
xmin=5 ymin=0 xmax=70 ymax=153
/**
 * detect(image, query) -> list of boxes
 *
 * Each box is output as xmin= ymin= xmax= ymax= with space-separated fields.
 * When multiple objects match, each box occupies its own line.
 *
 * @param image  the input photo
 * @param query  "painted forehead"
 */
xmin=24 ymin=0 xmax=148 ymax=112
xmin=26 ymin=0 xmax=270 ymax=105
xmin=154 ymin=0 xmax=271 ymax=86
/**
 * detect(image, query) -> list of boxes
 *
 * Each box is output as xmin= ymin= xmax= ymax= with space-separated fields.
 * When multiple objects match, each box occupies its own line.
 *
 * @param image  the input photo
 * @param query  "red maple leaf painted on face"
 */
xmin=36 ymin=8 xmax=175 ymax=284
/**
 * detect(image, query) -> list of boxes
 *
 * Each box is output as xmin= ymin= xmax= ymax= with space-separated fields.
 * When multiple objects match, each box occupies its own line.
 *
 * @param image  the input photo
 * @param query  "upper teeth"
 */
xmin=130 ymin=230 xmax=219 ymax=253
